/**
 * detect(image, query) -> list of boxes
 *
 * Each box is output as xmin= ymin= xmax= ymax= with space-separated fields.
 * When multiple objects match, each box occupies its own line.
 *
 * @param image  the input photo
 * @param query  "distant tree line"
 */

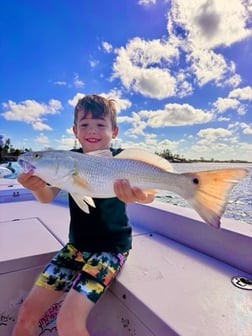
xmin=155 ymin=149 xmax=187 ymax=162
xmin=0 ymin=138 xmax=29 ymax=163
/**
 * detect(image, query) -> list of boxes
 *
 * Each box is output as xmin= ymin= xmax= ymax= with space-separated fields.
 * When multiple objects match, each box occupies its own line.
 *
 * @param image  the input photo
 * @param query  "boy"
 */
xmin=13 ymin=94 xmax=154 ymax=336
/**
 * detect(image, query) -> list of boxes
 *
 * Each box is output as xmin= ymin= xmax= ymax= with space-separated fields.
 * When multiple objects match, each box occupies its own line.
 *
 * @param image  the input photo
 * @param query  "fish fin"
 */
xmin=86 ymin=150 xmax=113 ymax=157
xmin=115 ymin=148 xmax=173 ymax=172
xmin=70 ymin=193 xmax=96 ymax=213
xmin=184 ymin=168 xmax=249 ymax=228
xmin=72 ymin=174 xmax=93 ymax=191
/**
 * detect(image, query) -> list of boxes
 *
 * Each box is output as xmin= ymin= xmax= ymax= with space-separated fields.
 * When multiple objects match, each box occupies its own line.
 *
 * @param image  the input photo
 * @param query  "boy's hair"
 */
xmin=74 ymin=94 xmax=117 ymax=129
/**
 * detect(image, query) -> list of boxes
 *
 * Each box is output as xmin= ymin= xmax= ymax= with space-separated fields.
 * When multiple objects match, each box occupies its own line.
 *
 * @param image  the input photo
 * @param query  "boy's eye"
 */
xmin=98 ymin=123 xmax=105 ymax=127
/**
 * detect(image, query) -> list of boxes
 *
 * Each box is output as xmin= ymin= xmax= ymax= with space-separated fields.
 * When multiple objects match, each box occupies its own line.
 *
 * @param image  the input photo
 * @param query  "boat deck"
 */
xmin=0 ymin=182 xmax=252 ymax=335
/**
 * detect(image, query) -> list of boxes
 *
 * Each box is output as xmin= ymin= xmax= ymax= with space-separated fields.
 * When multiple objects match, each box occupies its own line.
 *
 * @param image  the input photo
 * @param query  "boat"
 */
xmin=0 ymin=166 xmax=12 ymax=178
xmin=0 ymin=178 xmax=251 ymax=336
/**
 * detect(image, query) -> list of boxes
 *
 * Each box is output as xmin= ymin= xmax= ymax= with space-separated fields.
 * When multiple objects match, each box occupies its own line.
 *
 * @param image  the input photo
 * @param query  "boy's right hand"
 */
xmin=17 ymin=171 xmax=47 ymax=192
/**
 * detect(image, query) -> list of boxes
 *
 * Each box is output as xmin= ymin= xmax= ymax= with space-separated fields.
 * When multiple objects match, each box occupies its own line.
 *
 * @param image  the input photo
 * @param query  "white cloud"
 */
xmin=138 ymin=0 xmax=156 ymax=5
xmin=169 ymin=0 xmax=252 ymax=50
xmin=1 ymin=99 xmax=62 ymax=130
xmin=66 ymin=127 xmax=74 ymax=135
xmin=229 ymin=86 xmax=252 ymax=100
xmin=213 ymin=97 xmax=240 ymax=113
xmin=68 ymin=93 xmax=85 ymax=107
xmin=112 ymin=0 xmax=252 ymax=98
xmin=54 ymin=81 xmax=67 ymax=86
xmin=139 ymin=103 xmax=213 ymax=127
xmin=112 ymin=37 xmax=179 ymax=99
xmin=167 ymin=0 xmax=252 ymax=87
xmin=73 ymin=73 xmax=85 ymax=88
xmin=241 ymin=123 xmax=252 ymax=134
xmin=102 ymin=41 xmax=113 ymax=53
xmin=35 ymin=133 xmax=49 ymax=144
xmin=89 ymin=59 xmax=99 ymax=68
xmin=188 ymin=49 xmax=235 ymax=87
xmin=197 ymin=127 xmax=233 ymax=142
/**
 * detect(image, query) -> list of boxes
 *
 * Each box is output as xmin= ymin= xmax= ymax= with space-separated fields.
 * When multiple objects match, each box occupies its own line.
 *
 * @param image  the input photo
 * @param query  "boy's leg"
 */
xmin=56 ymin=251 xmax=129 ymax=336
xmin=57 ymin=288 xmax=94 ymax=336
xmin=12 ymin=284 xmax=64 ymax=336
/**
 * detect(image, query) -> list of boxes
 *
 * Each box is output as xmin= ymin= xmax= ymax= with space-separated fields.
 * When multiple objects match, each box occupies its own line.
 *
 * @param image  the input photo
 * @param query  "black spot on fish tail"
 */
xmin=193 ymin=177 xmax=199 ymax=184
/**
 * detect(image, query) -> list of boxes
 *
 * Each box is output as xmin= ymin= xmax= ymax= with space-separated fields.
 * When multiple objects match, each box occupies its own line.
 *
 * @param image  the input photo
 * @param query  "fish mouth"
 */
xmin=18 ymin=159 xmax=36 ymax=173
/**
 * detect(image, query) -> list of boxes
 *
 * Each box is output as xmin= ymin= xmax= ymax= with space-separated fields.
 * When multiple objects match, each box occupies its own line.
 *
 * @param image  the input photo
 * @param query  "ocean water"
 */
xmin=156 ymin=162 xmax=252 ymax=225
xmin=1 ymin=161 xmax=251 ymax=224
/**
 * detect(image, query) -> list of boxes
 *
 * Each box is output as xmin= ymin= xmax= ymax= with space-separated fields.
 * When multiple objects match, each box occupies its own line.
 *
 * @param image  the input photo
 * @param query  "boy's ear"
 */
xmin=73 ymin=125 xmax=77 ymax=137
xmin=112 ymin=126 xmax=119 ymax=138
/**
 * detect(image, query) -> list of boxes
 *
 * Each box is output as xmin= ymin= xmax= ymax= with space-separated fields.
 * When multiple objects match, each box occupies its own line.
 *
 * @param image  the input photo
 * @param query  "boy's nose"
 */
xmin=87 ymin=126 xmax=97 ymax=134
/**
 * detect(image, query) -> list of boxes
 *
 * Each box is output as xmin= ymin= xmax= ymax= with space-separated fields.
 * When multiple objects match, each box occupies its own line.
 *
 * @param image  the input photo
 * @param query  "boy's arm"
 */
xmin=114 ymin=179 xmax=155 ymax=204
xmin=17 ymin=172 xmax=60 ymax=203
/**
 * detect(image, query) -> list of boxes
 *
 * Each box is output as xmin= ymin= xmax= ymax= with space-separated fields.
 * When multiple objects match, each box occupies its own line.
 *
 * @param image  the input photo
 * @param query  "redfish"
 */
xmin=18 ymin=148 xmax=249 ymax=228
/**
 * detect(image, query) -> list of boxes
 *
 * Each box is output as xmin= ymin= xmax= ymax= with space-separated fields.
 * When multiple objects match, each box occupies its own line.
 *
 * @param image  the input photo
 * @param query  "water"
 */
xmin=156 ymin=162 xmax=252 ymax=225
xmin=1 ymin=161 xmax=252 ymax=224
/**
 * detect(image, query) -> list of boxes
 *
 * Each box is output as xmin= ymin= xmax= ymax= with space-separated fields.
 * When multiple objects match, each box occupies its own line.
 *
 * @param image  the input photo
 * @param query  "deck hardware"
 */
xmin=231 ymin=276 xmax=252 ymax=290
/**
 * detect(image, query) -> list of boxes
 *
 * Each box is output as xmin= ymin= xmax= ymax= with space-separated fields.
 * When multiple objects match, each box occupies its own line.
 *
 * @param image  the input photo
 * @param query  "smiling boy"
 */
xmin=14 ymin=94 xmax=154 ymax=336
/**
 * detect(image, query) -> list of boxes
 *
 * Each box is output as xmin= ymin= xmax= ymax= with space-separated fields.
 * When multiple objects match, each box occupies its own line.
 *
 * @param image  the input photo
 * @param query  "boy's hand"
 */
xmin=17 ymin=172 xmax=47 ymax=192
xmin=114 ymin=179 xmax=154 ymax=204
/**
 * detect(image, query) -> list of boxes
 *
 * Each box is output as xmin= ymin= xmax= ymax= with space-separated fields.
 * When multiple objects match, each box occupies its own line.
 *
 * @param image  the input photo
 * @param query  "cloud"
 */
xmin=138 ymin=0 xmax=156 ymax=5
xmin=35 ymin=133 xmax=49 ymax=144
xmin=167 ymin=0 xmax=252 ymax=87
xmin=102 ymin=41 xmax=113 ymax=53
xmin=241 ymin=122 xmax=252 ymax=134
xmin=230 ymin=122 xmax=252 ymax=135
xmin=229 ymin=86 xmax=252 ymax=100
xmin=139 ymin=103 xmax=213 ymax=127
xmin=73 ymin=73 xmax=85 ymax=88
xmin=54 ymin=81 xmax=67 ymax=86
xmin=1 ymin=99 xmax=62 ymax=130
xmin=213 ymin=97 xmax=240 ymax=113
xmin=112 ymin=37 xmax=179 ymax=99
xmin=68 ymin=93 xmax=85 ymax=107
xmin=170 ymin=0 xmax=252 ymax=50
xmin=197 ymin=127 xmax=233 ymax=142
xmin=112 ymin=1 xmax=251 ymax=98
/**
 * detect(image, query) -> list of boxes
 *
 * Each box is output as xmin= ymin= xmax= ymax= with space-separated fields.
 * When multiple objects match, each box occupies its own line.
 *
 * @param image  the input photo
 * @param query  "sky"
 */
xmin=1 ymin=0 xmax=252 ymax=161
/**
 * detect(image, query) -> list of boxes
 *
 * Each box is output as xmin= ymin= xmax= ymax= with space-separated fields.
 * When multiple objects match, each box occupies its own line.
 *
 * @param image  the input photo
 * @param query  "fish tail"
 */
xmin=183 ymin=168 xmax=249 ymax=228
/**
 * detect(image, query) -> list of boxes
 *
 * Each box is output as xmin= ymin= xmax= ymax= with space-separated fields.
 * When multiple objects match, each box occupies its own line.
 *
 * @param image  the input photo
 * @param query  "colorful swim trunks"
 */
xmin=36 ymin=243 xmax=129 ymax=303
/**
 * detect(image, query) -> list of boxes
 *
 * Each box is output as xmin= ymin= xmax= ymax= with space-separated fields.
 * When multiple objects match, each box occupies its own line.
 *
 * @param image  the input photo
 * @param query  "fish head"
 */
xmin=18 ymin=150 xmax=74 ymax=185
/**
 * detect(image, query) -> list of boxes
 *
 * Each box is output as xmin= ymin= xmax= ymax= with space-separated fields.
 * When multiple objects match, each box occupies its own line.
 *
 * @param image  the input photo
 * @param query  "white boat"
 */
xmin=0 ymin=179 xmax=251 ymax=336
xmin=0 ymin=166 xmax=12 ymax=178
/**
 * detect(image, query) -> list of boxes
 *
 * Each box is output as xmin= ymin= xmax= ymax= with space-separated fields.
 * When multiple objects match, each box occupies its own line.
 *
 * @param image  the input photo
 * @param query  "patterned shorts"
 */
xmin=36 ymin=243 xmax=129 ymax=303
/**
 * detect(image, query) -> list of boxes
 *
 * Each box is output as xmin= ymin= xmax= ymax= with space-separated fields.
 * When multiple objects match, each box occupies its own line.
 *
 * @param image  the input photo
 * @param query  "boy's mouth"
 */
xmin=86 ymin=138 xmax=100 ymax=143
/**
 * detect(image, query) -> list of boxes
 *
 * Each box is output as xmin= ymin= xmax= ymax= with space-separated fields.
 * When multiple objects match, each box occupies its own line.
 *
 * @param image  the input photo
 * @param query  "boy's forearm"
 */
xmin=32 ymin=186 xmax=60 ymax=203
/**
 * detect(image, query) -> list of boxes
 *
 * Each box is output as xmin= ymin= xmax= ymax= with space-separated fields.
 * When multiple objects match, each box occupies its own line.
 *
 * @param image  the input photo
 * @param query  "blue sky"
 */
xmin=1 ymin=0 xmax=252 ymax=160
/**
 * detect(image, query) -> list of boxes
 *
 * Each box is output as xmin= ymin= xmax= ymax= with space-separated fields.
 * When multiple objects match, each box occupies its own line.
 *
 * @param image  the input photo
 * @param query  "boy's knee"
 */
xmin=56 ymin=311 xmax=89 ymax=336
xmin=14 ymin=300 xmax=38 ymax=332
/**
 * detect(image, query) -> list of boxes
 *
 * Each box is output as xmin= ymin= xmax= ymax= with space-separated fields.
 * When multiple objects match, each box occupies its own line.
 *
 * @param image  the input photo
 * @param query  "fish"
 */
xmin=17 ymin=148 xmax=250 ymax=229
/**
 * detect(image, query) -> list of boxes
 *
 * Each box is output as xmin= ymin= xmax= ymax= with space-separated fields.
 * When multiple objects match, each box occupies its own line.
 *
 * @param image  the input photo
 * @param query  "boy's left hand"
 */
xmin=114 ymin=179 xmax=154 ymax=204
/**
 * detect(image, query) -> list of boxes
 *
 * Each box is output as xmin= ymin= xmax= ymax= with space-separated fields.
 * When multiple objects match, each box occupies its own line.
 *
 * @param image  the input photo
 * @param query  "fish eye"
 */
xmin=33 ymin=153 xmax=41 ymax=159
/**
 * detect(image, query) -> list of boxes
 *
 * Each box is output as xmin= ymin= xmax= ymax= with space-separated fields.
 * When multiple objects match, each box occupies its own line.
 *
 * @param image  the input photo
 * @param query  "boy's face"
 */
xmin=73 ymin=111 xmax=118 ymax=153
